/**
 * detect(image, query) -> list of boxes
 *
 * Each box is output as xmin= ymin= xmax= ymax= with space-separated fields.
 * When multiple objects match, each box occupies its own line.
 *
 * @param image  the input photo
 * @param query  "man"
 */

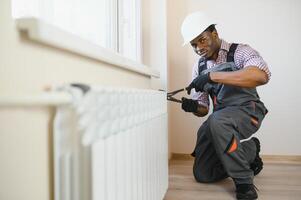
xmin=180 ymin=12 xmax=271 ymax=200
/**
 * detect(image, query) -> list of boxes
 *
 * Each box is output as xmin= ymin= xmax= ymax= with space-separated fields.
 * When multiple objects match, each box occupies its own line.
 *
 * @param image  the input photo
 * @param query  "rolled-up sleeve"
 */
xmin=235 ymin=44 xmax=272 ymax=80
xmin=191 ymin=61 xmax=210 ymax=108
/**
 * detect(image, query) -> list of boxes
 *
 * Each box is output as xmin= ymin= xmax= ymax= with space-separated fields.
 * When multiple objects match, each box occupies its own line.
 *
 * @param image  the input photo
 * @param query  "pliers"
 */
xmin=166 ymin=87 xmax=188 ymax=103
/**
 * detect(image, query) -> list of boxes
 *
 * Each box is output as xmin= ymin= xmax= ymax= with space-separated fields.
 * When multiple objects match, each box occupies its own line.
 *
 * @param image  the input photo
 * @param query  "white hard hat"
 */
xmin=181 ymin=11 xmax=216 ymax=46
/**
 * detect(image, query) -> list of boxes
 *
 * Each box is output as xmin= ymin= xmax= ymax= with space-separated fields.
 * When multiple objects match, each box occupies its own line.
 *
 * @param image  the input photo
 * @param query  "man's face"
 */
xmin=190 ymin=31 xmax=220 ymax=59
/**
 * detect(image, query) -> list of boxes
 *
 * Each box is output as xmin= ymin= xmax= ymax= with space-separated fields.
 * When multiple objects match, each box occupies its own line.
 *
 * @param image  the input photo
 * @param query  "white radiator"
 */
xmin=53 ymin=86 xmax=168 ymax=200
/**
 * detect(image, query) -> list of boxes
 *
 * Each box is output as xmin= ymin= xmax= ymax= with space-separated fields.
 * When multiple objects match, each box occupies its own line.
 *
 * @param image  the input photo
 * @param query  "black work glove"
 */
xmin=181 ymin=97 xmax=198 ymax=113
xmin=186 ymin=73 xmax=212 ymax=95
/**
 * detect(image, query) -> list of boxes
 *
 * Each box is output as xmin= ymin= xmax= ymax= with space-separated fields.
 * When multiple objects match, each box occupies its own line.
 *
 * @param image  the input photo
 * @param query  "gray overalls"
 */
xmin=191 ymin=44 xmax=268 ymax=185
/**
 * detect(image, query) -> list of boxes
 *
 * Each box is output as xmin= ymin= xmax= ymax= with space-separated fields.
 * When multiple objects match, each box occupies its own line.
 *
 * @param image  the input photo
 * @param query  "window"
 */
xmin=12 ymin=0 xmax=142 ymax=62
xmin=118 ymin=0 xmax=142 ymax=62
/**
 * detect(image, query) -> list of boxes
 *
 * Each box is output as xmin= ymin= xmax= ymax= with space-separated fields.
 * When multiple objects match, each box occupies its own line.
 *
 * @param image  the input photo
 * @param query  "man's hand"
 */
xmin=181 ymin=97 xmax=198 ymax=112
xmin=186 ymin=73 xmax=212 ymax=94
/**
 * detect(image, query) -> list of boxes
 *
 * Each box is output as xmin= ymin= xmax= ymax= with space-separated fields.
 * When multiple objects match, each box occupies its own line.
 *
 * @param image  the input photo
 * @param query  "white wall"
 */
xmin=142 ymin=0 xmax=169 ymax=156
xmin=142 ymin=0 xmax=168 ymax=90
xmin=167 ymin=0 xmax=301 ymax=155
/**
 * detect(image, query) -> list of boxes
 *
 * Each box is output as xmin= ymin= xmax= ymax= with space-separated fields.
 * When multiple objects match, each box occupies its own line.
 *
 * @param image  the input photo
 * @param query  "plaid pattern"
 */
xmin=191 ymin=39 xmax=271 ymax=107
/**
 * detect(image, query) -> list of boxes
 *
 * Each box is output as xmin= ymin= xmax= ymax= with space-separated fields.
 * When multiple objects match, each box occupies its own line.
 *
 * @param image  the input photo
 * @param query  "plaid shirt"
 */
xmin=191 ymin=39 xmax=271 ymax=107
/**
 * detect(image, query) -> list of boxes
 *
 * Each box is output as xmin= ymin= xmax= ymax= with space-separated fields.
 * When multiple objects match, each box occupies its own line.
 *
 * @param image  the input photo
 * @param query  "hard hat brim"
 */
xmin=182 ymin=23 xmax=217 ymax=46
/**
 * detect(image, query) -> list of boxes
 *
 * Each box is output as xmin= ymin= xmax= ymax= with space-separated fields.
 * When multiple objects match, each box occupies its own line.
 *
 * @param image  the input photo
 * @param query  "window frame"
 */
xmin=12 ymin=0 xmax=144 ymax=64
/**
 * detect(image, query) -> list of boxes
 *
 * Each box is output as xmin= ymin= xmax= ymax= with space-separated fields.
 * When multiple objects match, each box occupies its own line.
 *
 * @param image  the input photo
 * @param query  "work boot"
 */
xmin=250 ymin=137 xmax=263 ymax=176
xmin=235 ymin=184 xmax=258 ymax=200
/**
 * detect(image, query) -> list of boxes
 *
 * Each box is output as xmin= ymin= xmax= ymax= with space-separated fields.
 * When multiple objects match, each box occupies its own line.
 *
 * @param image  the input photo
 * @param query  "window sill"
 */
xmin=15 ymin=17 xmax=160 ymax=78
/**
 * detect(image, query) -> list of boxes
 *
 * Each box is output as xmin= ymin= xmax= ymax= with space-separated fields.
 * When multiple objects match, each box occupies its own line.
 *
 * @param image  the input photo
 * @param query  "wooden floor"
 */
xmin=164 ymin=158 xmax=301 ymax=200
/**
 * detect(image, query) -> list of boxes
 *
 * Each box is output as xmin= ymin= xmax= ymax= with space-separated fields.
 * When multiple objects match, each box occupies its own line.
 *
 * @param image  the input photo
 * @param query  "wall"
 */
xmin=142 ymin=0 xmax=168 ymax=90
xmin=167 ymin=0 xmax=301 ymax=155
xmin=142 ymin=0 xmax=169 ymax=155
xmin=0 ymin=0 xmax=167 ymax=199
xmin=0 ymin=107 xmax=54 ymax=200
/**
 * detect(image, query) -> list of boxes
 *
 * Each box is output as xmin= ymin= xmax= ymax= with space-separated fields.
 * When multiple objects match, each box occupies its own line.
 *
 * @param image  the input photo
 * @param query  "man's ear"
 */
xmin=212 ymin=30 xmax=219 ymax=39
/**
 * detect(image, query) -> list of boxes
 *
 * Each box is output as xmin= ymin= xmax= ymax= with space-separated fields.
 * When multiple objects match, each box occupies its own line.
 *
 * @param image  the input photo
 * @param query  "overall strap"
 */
xmin=227 ymin=43 xmax=238 ymax=62
xmin=199 ymin=43 xmax=238 ymax=74
xmin=198 ymin=57 xmax=207 ymax=75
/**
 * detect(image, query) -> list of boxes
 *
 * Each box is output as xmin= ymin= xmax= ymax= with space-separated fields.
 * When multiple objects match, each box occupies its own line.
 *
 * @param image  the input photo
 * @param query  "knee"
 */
xmin=193 ymin=167 xmax=228 ymax=183
xmin=193 ymin=170 xmax=221 ymax=183
xmin=193 ymin=164 xmax=219 ymax=183
xmin=193 ymin=171 xmax=215 ymax=183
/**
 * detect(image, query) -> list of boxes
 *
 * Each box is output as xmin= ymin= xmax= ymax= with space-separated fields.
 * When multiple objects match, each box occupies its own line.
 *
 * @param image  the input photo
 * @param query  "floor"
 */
xmin=164 ymin=158 xmax=301 ymax=200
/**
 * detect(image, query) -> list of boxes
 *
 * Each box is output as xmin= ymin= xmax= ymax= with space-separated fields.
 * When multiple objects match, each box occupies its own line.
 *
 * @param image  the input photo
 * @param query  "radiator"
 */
xmin=53 ymin=86 xmax=168 ymax=200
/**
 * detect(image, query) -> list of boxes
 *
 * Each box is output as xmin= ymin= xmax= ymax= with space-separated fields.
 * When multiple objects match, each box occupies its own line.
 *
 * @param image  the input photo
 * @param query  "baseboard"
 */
xmin=261 ymin=155 xmax=301 ymax=164
xmin=171 ymin=153 xmax=194 ymax=161
xmin=170 ymin=153 xmax=301 ymax=164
